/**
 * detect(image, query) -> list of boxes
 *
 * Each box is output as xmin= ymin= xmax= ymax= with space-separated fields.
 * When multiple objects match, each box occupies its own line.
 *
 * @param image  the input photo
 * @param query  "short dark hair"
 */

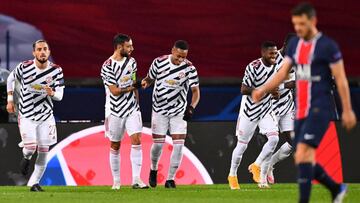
xmin=261 ymin=41 xmax=277 ymax=50
xmin=174 ymin=40 xmax=189 ymax=50
xmin=113 ymin=33 xmax=131 ymax=49
xmin=291 ymin=2 xmax=316 ymax=18
xmin=32 ymin=39 xmax=49 ymax=50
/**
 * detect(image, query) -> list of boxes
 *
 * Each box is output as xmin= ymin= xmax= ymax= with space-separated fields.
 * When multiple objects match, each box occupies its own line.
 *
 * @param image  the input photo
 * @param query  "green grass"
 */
xmin=1 ymin=184 xmax=359 ymax=203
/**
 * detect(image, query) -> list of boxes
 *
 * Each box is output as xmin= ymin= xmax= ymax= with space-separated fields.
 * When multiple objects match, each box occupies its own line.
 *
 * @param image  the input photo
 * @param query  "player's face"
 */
xmin=292 ymin=14 xmax=317 ymax=40
xmin=262 ymin=46 xmax=278 ymax=65
xmin=171 ymin=48 xmax=188 ymax=65
xmin=118 ymin=40 xmax=134 ymax=57
xmin=33 ymin=42 xmax=50 ymax=64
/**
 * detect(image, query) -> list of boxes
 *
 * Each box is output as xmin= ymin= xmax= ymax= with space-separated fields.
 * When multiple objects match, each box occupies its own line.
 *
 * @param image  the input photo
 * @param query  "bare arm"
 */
xmin=190 ymin=86 xmax=200 ymax=108
xmin=241 ymin=84 xmax=254 ymax=95
xmin=330 ymin=60 xmax=356 ymax=130
xmin=108 ymin=85 xmax=135 ymax=96
xmin=252 ymin=57 xmax=292 ymax=102
xmin=6 ymin=71 xmax=15 ymax=113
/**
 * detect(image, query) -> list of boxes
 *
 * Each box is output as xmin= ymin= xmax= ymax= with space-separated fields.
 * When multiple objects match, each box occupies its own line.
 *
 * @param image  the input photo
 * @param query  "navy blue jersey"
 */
xmin=285 ymin=33 xmax=342 ymax=119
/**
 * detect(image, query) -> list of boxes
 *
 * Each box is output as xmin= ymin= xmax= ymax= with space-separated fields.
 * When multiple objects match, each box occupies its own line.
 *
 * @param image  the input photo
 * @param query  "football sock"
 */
xmin=150 ymin=138 xmax=165 ymax=170
xmin=167 ymin=139 xmax=185 ymax=180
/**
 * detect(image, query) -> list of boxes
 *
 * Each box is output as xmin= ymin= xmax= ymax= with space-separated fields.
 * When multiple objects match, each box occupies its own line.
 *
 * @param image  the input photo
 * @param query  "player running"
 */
xmin=228 ymin=41 xmax=280 ymax=189
xmin=101 ymin=33 xmax=148 ymax=190
xmin=6 ymin=40 xmax=64 ymax=192
xmin=142 ymin=40 xmax=200 ymax=188
xmin=252 ymin=3 xmax=356 ymax=203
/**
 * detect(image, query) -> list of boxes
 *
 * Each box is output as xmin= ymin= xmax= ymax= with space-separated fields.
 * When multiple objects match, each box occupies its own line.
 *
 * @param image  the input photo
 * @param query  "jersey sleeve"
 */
xmin=101 ymin=63 xmax=116 ymax=86
xmin=13 ymin=62 xmax=23 ymax=81
xmin=148 ymin=59 xmax=158 ymax=80
xmin=54 ymin=67 xmax=65 ymax=89
xmin=285 ymin=37 xmax=297 ymax=63
xmin=326 ymin=39 xmax=343 ymax=65
xmin=188 ymin=65 xmax=199 ymax=87
xmin=242 ymin=64 xmax=254 ymax=87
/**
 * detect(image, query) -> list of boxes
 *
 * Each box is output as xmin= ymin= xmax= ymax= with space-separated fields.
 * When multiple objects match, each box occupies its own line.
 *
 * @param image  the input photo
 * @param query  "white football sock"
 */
xmin=229 ymin=141 xmax=248 ymax=176
xmin=150 ymin=138 xmax=165 ymax=170
xmin=110 ymin=148 xmax=120 ymax=184
xmin=255 ymin=133 xmax=279 ymax=166
xmin=22 ymin=144 xmax=37 ymax=160
xmin=269 ymin=142 xmax=292 ymax=168
xmin=167 ymin=139 xmax=185 ymax=180
xmin=131 ymin=144 xmax=142 ymax=183
xmin=27 ymin=146 xmax=49 ymax=186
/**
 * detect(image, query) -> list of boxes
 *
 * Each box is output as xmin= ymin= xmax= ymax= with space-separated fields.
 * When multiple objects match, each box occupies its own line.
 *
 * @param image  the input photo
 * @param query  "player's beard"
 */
xmin=120 ymin=51 xmax=129 ymax=57
xmin=36 ymin=57 xmax=48 ymax=64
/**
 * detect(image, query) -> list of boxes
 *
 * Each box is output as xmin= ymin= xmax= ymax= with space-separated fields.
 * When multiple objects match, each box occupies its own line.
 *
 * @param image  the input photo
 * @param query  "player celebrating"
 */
xmin=250 ymin=33 xmax=297 ymax=185
xmin=6 ymin=40 xmax=64 ymax=192
xmin=252 ymin=3 xmax=356 ymax=203
xmin=101 ymin=34 xmax=148 ymax=190
xmin=141 ymin=40 xmax=200 ymax=188
xmin=228 ymin=41 xmax=280 ymax=189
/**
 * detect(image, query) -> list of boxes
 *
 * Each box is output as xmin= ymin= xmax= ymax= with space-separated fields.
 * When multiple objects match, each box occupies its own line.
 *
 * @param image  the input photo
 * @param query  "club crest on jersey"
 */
xmin=46 ymin=76 xmax=53 ymax=84
xmin=178 ymin=72 xmax=185 ymax=78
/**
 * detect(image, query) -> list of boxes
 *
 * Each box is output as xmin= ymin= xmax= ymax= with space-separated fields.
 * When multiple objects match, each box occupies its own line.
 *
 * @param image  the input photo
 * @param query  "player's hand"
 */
xmin=141 ymin=79 xmax=149 ymax=89
xmin=6 ymin=101 xmax=15 ymax=113
xmin=270 ymin=87 xmax=280 ymax=100
xmin=132 ymin=80 xmax=142 ymax=89
xmin=341 ymin=110 xmax=357 ymax=131
xmin=252 ymin=88 xmax=265 ymax=103
xmin=44 ymin=85 xmax=54 ymax=97
xmin=183 ymin=105 xmax=195 ymax=121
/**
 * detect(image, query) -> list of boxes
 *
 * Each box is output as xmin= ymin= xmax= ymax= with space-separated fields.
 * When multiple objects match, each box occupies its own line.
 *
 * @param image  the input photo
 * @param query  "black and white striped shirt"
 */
xmin=240 ymin=58 xmax=275 ymax=121
xmin=13 ymin=59 xmax=64 ymax=121
xmin=148 ymin=55 xmax=199 ymax=116
xmin=101 ymin=57 xmax=139 ymax=118
xmin=272 ymin=52 xmax=295 ymax=117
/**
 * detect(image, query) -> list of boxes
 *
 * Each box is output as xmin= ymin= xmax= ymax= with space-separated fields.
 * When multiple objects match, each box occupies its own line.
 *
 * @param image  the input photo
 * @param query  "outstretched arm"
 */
xmin=252 ymin=57 xmax=292 ymax=102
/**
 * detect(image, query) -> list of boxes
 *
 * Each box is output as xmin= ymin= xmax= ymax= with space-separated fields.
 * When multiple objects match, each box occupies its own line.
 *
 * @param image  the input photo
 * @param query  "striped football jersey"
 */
xmin=101 ymin=57 xmax=139 ymax=118
xmin=239 ymin=58 xmax=276 ymax=121
xmin=13 ymin=59 xmax=64 ymax=121
xmin=272 ymin=52 xmax=295 ymax=117
xmin=148 ymin=55 xmax=199 ymax=116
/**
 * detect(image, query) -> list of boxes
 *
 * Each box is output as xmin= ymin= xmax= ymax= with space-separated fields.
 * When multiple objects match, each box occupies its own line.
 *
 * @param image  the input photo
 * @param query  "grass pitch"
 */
xmin=1 ymin=184 xmax=359 ymax=203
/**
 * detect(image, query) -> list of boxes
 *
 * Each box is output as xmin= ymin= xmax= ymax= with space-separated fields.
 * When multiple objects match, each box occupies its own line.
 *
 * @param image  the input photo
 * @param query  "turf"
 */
xmin=1 ymin=184 xmax=359 ymax=203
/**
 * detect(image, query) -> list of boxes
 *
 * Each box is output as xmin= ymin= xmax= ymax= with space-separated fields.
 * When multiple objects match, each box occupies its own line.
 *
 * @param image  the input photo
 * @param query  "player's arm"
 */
xmin=45 ymin=69 xmax=65 ymax=101
xmin=330 ymin=60 xmax=357 ymax=130
xmin=252 ymin=57 xmax=292 ymax=102
xmin=284 ymin=81 xmax=296 ymax=89
xmin=190 ymin=86 xmax=200 ymax=108
xmin=141 ymin=75 xmax=155 ymax=89
xmin=241 ymin=84 xmax=254 ymax=95
xmin=6 ymin=71 xmax=15 ymax=113
xmin=108 ymin=85 xmax=135 ymax=96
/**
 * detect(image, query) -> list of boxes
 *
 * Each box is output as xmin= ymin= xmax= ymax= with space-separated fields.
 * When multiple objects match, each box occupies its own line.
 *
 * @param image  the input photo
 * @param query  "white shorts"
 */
xmin=151 ymin=111 xmax=187 ymax=135
xmin=18 ymin=116 xmax=57 ymax=146
xmin=236 ymin=112 xmax=278 ymax=144
xmin=276 ymin=111 xmax=295 ymax=133
xmin=105 ymin=110 xmax=143 ymax=142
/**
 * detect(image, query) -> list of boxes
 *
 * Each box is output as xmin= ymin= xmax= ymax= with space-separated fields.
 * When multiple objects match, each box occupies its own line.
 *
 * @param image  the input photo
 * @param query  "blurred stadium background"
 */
xmin=0 ymin=1 xmax=359 ymax=187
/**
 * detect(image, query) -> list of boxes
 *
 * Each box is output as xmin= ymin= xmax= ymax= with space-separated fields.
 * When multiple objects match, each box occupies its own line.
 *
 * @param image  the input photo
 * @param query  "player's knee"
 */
xmin=130 ymin=133 xmax=141 ymax=145
xmin=111 ymin=141 xmax=120 ymax=151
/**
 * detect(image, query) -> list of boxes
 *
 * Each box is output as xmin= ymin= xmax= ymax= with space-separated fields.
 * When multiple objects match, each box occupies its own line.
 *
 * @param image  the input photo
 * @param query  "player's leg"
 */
xmin=268 ymin=112 xmax=294 ymax=184
xmin=228 ymin=115 xmax=257 ymax=189
xmin=149 ymin=111 xmax=168 ymax=188
xmin=126 ymin=111 xmax=149 ymax=189
xmin=18 ymin=117 xmax=37 ymax=176
xmin=253 ymin=112 xmax=279 ymax=188
xmin=165 ymin=115 xmax=187 ymax=188
xmin=27 ymin=116 xmax=56 ymax=191
xmin=105 ymin=115 xmax=125 ymax=190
